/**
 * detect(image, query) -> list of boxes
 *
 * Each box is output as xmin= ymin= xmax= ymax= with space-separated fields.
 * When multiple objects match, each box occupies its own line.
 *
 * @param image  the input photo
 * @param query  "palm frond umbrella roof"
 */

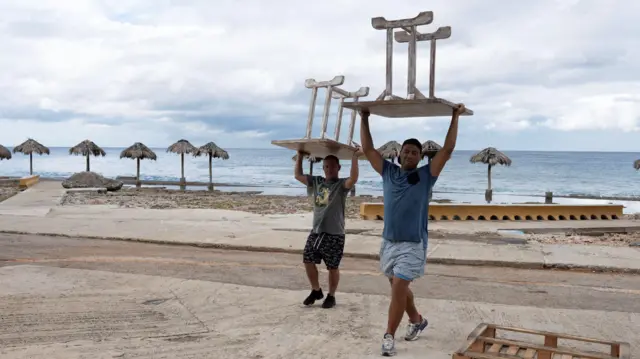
xmin=195 ymin=142 xmax=229 ymax=159
xmin=13 ymin=138 xmax=50 ymax=155
xmin=0 ymin=145 xmax=11 ymax=160
xmin=469 ymin=147 xmax=512 ymax=166
xmin=120 ymin=142 xmax=157 ymax=160
xmin=422 ymin=140 xmax=442 ymax=159
xmin=167 ymin=139 xmax=197 ymax=154
xmin=377 ymin=140 xmax=402 ymax=160
xmin=69 ymin=140 xmax=106 ymax=157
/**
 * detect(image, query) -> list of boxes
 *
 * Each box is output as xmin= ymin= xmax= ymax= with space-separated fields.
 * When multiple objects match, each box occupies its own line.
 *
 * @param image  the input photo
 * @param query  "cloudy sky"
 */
xmin=1 ymin=0 xmax=639 ymax=151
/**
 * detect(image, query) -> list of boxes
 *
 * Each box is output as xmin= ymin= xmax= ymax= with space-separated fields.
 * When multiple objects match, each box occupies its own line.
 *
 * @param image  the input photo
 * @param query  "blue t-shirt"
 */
xmin=381 ymin=160 xmax=437 ymax=247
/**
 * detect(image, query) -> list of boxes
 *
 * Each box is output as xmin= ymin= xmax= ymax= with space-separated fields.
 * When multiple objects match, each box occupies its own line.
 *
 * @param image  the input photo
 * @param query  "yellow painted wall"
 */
xmin=360 ymin=203 xmax=623 ymax=221
xmin=18 ymin=175 xmax=40 ymax=189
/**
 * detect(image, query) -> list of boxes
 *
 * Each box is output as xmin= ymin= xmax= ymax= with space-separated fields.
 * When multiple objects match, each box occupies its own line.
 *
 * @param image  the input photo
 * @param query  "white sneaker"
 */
xmin=404 ymin=316 xmax=428 ymax=341
xmin=381 ymin=333 xmax=396 ymax=356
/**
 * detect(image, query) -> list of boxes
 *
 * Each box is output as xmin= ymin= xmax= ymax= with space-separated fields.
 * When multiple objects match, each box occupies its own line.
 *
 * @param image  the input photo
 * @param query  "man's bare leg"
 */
xmin=386 ymin=276 xmax=412 ymax=336
xmin=303 ymin=262 xmax=324 ymax=306
xmin=328 ymin=268 xmax=340 ymax=295
xmin=321 ymin=268 xmax=340 ymax=308
xmin=305 ymin=262 xmax=321 ymax=290
xmin=388 ymin=277 xmax=420 ymax=322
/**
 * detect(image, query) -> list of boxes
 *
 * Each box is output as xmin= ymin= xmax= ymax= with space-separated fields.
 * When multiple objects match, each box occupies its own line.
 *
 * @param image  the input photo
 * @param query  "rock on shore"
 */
xmin=62 ymin=172 xmax=124 ymax=191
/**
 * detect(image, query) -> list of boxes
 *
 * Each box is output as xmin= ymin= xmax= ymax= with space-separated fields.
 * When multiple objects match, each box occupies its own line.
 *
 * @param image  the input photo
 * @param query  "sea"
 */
xmin=4 ymin=147 xmax=640 ymax=212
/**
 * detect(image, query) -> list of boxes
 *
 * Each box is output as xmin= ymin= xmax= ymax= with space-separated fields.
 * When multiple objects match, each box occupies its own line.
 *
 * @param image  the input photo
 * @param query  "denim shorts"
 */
xmin=379 ymin=239 xmax=427 ymax=281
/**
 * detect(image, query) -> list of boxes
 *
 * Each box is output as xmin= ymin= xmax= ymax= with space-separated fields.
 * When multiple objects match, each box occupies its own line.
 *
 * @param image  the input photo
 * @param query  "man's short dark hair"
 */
xmin=402 ymin=138 xmax=422 ymax=152
xmin=323 ymin=155 xmax=340 ymax=165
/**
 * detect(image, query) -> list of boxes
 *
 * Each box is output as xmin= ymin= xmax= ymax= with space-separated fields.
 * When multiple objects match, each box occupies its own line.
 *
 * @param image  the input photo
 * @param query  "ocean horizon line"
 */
xmin=3 ymin=145 xmax=640 ymax=154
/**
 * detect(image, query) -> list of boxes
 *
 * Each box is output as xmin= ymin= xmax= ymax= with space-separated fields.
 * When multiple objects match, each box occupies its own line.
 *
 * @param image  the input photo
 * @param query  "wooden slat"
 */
xmin=488 ymin=344 xmax=502 ymax=353
xmin=341 ymin=98 xmax=473 ymax=118
xmin=523 ymin=348 xmax=536 ymax=358
xmin=467 ymin=324 xmax=491 ymax=340
xmin=477 ymin=336 xmax=617 ymax=359
xmin=271 ymin=138 xmax=357 ymax=159
xmin=619 ymin=343 xmax=631 ymax=359
xmin=462 ymin=351 xmax=524 ymax=359
xmin=506 ymin=346 xmax=519 ymax=356
xmin=561 ymin=355 xmax=573 ymax=359
xmin=487 ymin=324 xmax=624 ymax=346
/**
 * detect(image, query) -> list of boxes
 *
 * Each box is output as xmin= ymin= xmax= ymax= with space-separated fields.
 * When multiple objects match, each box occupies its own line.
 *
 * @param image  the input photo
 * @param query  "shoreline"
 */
xmin=30 ymin=176 xmax=640 ymax=203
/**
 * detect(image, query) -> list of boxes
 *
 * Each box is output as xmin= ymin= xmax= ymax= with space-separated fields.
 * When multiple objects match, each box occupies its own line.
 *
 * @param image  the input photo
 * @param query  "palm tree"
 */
xmin=69 ymin=140 xmax=106 ymax=172
xmin=120 ymin=142 xmax=157 ymax=187
xmin=166 ymin=139 xmax=197 ymax=187
xmin=470 ymin=147 xmax=512 ymax=203
xmin=12 ymin=138 xmax=50 ymax=175
xmin=292 ymin=153 xmax=322 ymax=175
xmin=0 ymin=145 xmax=11 ymax=161
xmin=194 ymin=142 xmax=229 ymax=191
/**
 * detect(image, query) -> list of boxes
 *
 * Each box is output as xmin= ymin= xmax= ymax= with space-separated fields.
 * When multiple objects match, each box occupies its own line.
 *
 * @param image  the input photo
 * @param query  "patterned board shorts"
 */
xmin=303 ymin=232 xmax=346 ymax=270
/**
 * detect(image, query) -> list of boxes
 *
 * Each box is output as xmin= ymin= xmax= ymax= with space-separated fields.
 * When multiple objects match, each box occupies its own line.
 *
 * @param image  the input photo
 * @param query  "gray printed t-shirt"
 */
xmin=306 ymin=175 xmax=350 ymax=235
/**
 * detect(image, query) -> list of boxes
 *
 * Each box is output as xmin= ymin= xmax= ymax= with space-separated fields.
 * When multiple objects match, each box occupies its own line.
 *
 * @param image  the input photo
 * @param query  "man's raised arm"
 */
xmin=294 ymin=151 xmax=310 ymax=186
xmin=430 ymin=104 xmax=465 ymax=177
xmin=344 ymin=146 xmax=362 ymax=189
xmin=360 ymin=110 xmax=384 ymax=175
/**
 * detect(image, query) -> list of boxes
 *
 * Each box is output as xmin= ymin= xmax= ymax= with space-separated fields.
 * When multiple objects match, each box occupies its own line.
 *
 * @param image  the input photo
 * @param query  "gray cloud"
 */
xmin=1 ymin=0 xmax=639 ymax=151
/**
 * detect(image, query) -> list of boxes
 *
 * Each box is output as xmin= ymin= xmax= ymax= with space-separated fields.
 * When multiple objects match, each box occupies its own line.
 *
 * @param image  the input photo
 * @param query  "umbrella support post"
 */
xmin=350 ymin=185 xmax=356 ymax=197
xmin=208 ymin=183 xmax=214 ymax=191
xmin=545 ymin=191 xmax=553 ymax=204
xmin=485 ymin=189 xmax=493 ymax=204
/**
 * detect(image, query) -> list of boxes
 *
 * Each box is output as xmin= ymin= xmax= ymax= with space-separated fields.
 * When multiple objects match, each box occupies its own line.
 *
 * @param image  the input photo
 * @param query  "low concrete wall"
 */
xmin=19 ymin=175 xmax=40 ymax=189
xmin=360 ymin=203 xmax=624 ymax=221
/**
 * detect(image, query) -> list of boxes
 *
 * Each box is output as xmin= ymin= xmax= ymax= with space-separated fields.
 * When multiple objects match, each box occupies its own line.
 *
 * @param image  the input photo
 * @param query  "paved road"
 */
xmin=2 ymin=233 xmax=640 ymax=313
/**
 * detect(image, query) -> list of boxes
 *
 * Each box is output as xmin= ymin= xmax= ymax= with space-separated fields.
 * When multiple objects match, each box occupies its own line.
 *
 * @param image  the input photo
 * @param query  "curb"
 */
xmin=1 ymin=230 xmax=638 ymax=274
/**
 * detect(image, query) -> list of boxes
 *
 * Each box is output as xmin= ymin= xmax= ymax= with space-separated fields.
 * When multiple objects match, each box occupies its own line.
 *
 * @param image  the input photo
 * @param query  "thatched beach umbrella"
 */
xmin=422 ymin=140 xmax=441 ymax=163
xmin=120 ymin=142 xmax=157 ymax=187
xmin=167 ymin=139 xmax=197 ymax=184
xmin=13 ymin=138 xmax=50 ymax=175
xmin=377 ymin=140 xmax=402 ymax=163
xmin=293 ymin=153 xmax=322 ymax=175
xmin=0 ymin=145 xmax=11 ymax=160
xmin=470 ymin=147 xmax=512 ymax=203
xmin=195 ymin=142 xmax=229 ymax=190
xmin=69 ymin=140 xmax=106 ymax=172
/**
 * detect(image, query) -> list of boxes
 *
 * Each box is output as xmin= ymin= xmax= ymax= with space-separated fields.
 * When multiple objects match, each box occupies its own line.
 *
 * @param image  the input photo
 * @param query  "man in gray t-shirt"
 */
xmin=294 ymin=149 xmax=361 ymax=308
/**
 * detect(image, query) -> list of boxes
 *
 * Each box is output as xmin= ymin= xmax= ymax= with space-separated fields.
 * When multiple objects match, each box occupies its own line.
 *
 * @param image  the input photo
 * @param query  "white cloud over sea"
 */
xmin=1 ymin=0 xmax=639 ymax=151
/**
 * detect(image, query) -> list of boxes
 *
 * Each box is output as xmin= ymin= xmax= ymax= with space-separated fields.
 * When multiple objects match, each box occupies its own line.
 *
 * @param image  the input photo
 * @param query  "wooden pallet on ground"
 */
xmin=453 ymin=323 xmax=630 ymax=359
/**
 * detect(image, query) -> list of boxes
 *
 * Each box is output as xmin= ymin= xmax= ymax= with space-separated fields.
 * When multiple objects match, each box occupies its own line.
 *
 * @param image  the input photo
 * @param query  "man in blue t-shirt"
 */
xmin=360 ymin=104 xmax=466 ymax=356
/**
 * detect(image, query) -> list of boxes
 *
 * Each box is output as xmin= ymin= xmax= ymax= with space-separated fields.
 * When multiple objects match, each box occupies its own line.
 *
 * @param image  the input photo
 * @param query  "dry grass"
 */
xmin=61 ymin=187 xmax=383 ymax=218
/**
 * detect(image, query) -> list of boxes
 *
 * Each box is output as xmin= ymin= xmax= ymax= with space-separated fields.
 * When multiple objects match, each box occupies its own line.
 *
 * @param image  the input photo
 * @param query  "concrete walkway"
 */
xmin=2 ymin=265 xmax=638 ymax=358
xmin=1 ymin=182 xmax=640 ymax=273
